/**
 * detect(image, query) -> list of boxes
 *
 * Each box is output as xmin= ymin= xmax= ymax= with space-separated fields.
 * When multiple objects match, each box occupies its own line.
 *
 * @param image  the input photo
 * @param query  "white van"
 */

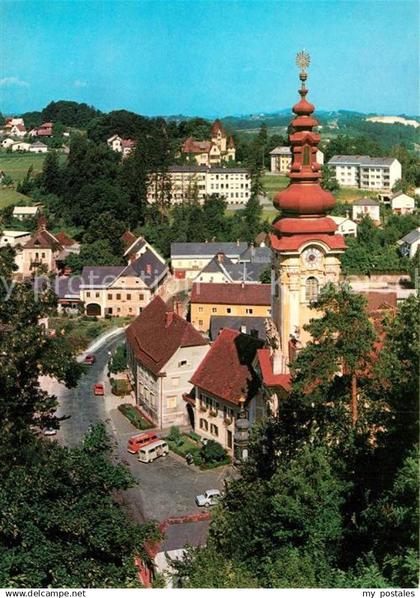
xmin=137 ymin=439 xmax=169 ymax=463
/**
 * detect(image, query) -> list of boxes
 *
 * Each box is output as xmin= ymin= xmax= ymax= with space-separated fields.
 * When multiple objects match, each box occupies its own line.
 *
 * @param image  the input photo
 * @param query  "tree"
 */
xmin=321 ymin=164 xmax=339 ymax=192
xmin=40 ymin=151 xmax=62 ymax=196
xmin=65 ymin=239 xmax=124 ymax=274
xmin=83 ymin=212 xmax=126 ymax=256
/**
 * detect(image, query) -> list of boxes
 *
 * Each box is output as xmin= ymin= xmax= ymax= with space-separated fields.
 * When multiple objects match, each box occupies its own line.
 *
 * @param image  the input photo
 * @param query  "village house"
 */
xmin=389 ymin=191 xmax=416 ymax=214
xmin=11 ymin=142 xmax=31 ymax=152
xmin=106 ymin=134 xmax=136 ymax=157
xmin=181 ymin=119 xmax=235 ymax=166
xmin=171 ymin=241 xmax=247 ymax=280
xmin=147 ymin=165 xmax=251 ymax=206
xmin=270 ymin=145 xmax=324 ymax=174
xmin=80 ymin=249 xmax=168 ymax=317
xmin=0 ymin=230 xmax=31 ymax=248
xmin=126 ymin=296 xmax=209 ymax=429
xmin=8 ymin=120 xmax=27 ymax=138
xmin=29 ymin=122 xmax=54 ymax=137
xmin=194 ymin=251 xmax=268 ymax=284
xmin=17 ymin=220 xmax=64 ymax=278
xmin=328 ymin=155 xmax=402 ymax=191
xmin=352 ymin=197 xmax=381 ymax=223
xmin=12 ymin=206 xmax=40 ymax=220
xmin=189 ymin=328 xmax=266 ymax=455
xmin=1 ymin=138 xmax=15 ymax=149
xmin=330 ymin=215 xmax=358 ymax=237
xmin=190 ymin=282 xmax=272 ymax=332
xmin=29 ymin=141 xmax=48 ymax=153
xmin=397 ymin=227 xmax=420 ymax=259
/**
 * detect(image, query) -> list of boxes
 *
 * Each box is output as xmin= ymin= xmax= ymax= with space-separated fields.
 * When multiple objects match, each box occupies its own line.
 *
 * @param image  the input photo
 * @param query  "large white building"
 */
xmin=270 ymin=146 xmax=324 ymax=174
xmin=147 ymin=165 xmax=251 ymax=206
xmin=328 ymin=155 xmax=402 ymax=191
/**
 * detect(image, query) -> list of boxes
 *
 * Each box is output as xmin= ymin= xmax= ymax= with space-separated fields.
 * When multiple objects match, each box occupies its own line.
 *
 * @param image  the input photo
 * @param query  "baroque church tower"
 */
xmin=271 ymin=52 xmax=346 ymax=359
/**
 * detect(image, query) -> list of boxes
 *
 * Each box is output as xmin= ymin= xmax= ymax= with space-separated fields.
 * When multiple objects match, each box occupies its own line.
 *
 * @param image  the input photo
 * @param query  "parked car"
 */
xmin=127 ymin=431 xmax=159 ymax=454
xmin=43 ymin=427 xmax=57 ymax=436
xmin=195 ymin=489 xmax=222 ymax=507
xmin=93 ymin=383 xmax=105 ymax=396
xmin=84 ymin=354 xmax=96 ymax=365
xmin=137 ymin=440 xmax=169 ymax=463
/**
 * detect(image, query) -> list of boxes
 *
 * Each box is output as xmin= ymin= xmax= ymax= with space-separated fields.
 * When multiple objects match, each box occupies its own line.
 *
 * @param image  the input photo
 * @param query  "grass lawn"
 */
xmin=0 ymin=150 xmax=67 ymax=182
xmin=0 ymin=187 xmax=30 ymax=209
xmin=48 ymin=315 xmax=132 ymax=353
xmin=262 ymin=173 xmax=288 ymax=199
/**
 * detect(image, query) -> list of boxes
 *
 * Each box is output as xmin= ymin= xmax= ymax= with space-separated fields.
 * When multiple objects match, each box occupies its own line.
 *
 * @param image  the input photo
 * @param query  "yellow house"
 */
xmin=190 ymin=282 xmax=271 ymax=333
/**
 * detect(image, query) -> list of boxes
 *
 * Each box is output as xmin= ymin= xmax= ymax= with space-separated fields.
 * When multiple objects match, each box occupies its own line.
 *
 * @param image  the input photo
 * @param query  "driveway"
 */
xmin=41 ymin=328 xmax=235 ymax=523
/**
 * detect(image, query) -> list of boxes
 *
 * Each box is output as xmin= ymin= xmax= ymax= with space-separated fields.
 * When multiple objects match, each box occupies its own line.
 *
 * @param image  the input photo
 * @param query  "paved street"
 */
xmin=41 ymin=328 xmax=233 ymax=523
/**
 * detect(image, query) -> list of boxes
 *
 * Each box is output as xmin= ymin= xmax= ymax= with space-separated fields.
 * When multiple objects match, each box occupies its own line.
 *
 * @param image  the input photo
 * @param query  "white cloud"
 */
xmin=0 ymin=76 xmax=29 ymax=88
xmin=74 ymin=80 xmax=88 ymax=88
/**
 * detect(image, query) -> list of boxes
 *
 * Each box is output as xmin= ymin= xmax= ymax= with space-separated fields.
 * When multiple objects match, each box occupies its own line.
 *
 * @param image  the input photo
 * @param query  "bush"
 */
xmin=111 ymin=378 xmax=131 ymax=396
xmin=200 ymin=440 xmax=227 ymax=464
xmin=167 ymin=425 xmax=182 ymax=443
xmin=118 ymin=404 xmax=152 ymax=430
xmin=188 ymin=431 xmax=201 ymax=443
xmin=108 ymin=345 xmax=127 ymax=374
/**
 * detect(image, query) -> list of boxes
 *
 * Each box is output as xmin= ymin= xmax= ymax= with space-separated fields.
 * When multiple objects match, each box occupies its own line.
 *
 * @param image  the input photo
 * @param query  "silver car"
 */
xmin=195 ymin=489 xmax=222 ymax=507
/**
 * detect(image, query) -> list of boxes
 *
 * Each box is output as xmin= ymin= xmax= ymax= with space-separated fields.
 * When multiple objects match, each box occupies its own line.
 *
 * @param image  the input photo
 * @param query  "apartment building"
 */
xmin=328 ymin=155 xmax=401 ymax=190
xmin=147 ymin=165 xmax=251 ymax=206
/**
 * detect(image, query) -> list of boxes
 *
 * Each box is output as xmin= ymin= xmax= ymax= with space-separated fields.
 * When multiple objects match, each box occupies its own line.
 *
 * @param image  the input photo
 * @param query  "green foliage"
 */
xmin=108 ymin=345 xmax=127 ymax=374
xmin=321 ymin=164 xmax=339 ymax=192
xmin=166 ymin=425 xmax=182 ymax=443
xmin=118 ymin=404 xmax=152 ymax=430
xmin=66 ymin=239 xmax=124 ymax=274
xmin=200 ymin=440 xmax=227 ymax=463
xmin=41 ymin=100 xmax=101 ymax=127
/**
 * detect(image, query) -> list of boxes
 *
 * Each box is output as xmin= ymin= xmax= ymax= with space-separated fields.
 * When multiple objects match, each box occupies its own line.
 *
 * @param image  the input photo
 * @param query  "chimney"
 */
xmin=216 ymin=252 xmax=224 ymax=263
xmin=146 ymin=264 xmax=152 ymax=275
xmin=130 ymin=254 xmax=136 ymax=263
xmin=240 ymin=324 xmax=247 ymax=334
xmin=165 ymin=311 xmax=174 ymax=328
xmin=241 ymin=282 xmax=245 ymax=289
xmin=38 ymin=215 xmax=47 ymax=230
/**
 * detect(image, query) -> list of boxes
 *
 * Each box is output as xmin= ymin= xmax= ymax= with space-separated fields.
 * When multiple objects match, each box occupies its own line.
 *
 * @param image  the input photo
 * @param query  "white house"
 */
xmin=397 ymin=228 xmax=420 ymax=259
xmin=0 ymin=230 xmax=31 ymax=248
xmin=12 ymin=206 xmax=40 ymax=220
xmin=171 ymin=241 xmax=247 ymax=280
xmin=390 ymin=192 xmax=416 ymax=215
xmin=330 ymin=215 xmax=358 ymax=237
xmin=125 ymin=296 xmax=210 ymax=429
xmin=11 ymin=142 xmax=31 ymax=152
xmin=107 ymin=134 xmax=136 ymax=157
xmin=1 ymin=138 xmax=15 ymax=149
xmin=29 ymin=141 xmax=48 ymax=154
xmin=9 ymin=123 xmax=27 ymax=138
xmin=270 ymin=146 xmax=324 ymax=174
xmin=328 ymin=155 xmax=402 ymax=191
xmin=352 ymin=198 xmax=381 ymax=223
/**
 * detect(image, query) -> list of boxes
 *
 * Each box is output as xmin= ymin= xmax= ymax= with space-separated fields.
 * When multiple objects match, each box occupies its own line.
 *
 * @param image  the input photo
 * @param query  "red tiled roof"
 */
xmin=182 ymin=137 xmax=211 ymax=154
xmin=122 ymin=139 xmax=136 ymax=149
xmin=126 ymin=296 xmax=207 ymax=375
xmin=16 ymin=124 xmax=26 ymax=132
xmin=54 ymin=231 xmax=76 ymax=247
xmin=23 ymin=228 xmax=62 ymax=250
xmin=362 ymin=291 xmax=397 ymax=313
xmin=36 ymin=128 xmax=52 ymax=136
xmin=190 ymin=328 xmax=263 ymax=405
xmin=191 ymin=282 xmax=271 ymax=306
xmin=257 ymin=348 xmax=291 ymax=390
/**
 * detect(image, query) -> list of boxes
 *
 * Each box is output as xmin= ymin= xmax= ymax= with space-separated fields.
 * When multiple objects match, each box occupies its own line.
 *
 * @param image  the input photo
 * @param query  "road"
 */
xmin=41 ymin=328 xmax=233 ymax=524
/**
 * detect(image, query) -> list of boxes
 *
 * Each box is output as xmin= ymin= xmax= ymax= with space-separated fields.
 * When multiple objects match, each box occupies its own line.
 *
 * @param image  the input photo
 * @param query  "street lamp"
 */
xmin=234 ymin=395 xmax=250 ymax=464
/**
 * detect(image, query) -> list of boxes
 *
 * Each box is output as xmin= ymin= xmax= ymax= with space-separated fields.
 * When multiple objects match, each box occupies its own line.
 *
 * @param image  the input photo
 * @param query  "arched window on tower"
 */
xmin=303 ymin=145 xmax=310 ymax=166
xmin=305 ymin=277 xmax=319 ymax=302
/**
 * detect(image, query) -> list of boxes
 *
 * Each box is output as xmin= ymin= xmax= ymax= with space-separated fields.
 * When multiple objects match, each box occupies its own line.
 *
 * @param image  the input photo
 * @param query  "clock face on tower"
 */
xmin=301 ymin=247 xmax=323 ymax=269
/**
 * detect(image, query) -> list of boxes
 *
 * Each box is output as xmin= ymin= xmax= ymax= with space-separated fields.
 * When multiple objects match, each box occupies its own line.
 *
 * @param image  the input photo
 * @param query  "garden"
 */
xmin=118 ymin=404 xmax=153 ymax=430
xmin=165 ymin=426 xmax=231 ymax=470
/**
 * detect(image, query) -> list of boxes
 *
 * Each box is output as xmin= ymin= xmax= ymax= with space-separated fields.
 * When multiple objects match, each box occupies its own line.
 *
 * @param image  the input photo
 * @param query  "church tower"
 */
xmin=271 ymin=52 xmax=346 ymax=358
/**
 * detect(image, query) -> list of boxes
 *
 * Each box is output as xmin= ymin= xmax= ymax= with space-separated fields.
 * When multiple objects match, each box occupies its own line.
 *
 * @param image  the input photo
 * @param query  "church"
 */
xmin=181 ymin=119 xmax=236 ymax=166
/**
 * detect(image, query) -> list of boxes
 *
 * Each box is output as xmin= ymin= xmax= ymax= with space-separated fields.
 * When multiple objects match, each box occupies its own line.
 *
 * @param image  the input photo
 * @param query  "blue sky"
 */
xmin=0 ymin=0 xmax=418 ymax=117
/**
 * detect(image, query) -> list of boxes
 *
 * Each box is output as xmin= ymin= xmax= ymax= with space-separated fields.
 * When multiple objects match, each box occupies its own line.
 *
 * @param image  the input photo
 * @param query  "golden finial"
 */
xmin=296 ymin=50 xmax=311 ymax=73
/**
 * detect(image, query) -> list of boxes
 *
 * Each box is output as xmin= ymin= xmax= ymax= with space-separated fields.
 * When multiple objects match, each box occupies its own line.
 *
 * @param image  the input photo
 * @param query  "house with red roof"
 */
xmin=181 ymin=119 xmax=235 ymax=166
xmin=29 ymin=122 xmax=53 ymax=137
xmin=126 ymin=296 xmax=209 ymax=429
xmin=189 ymin=328 xmax=265 ymax=455
xmin=107 ymin=134 xmax=136 ymax=157
xmin=190 ymin=281 xmax=272 ymax=332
